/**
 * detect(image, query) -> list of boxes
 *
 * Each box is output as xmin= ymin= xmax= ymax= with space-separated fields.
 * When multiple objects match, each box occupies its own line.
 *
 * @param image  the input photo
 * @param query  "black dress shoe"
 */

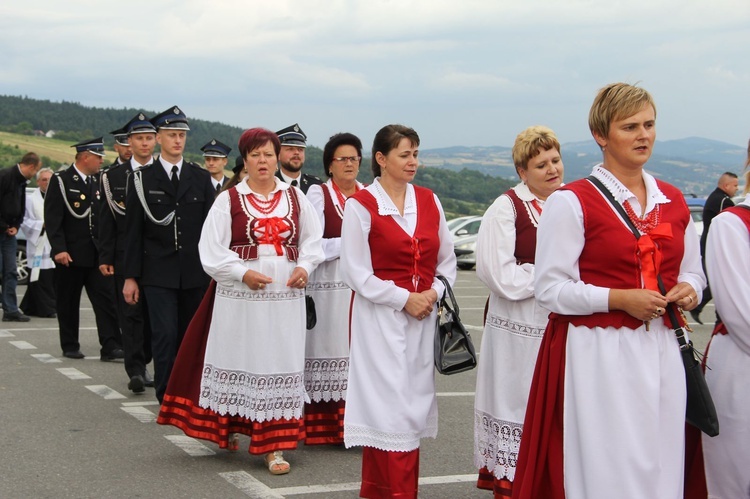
xmin=128 ymin=375 xmax=145 ymax=393
xmin=63 ymin=350 xmax=85 ymax=359
xmin=3 ymin=311 xmax=30 ymax=322
xmin=143 ymin=369 xmax=154 ymax=387
xmin=690 ymin=309 xmax=703 ymax=325
xmin=100 ymin=347 xmax=125 ymax=362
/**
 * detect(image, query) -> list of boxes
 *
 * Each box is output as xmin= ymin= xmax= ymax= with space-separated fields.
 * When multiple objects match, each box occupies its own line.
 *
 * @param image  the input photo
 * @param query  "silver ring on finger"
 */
xmin=687 ymin=295 xmax=693 ymax=304
xmin=656 ymin=307 xmax=663 ymax=315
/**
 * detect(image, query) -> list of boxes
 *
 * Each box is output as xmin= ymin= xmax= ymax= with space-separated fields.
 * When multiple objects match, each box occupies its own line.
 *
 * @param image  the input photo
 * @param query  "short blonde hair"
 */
xmin=588 ymin=83 xmax=656 ymax=140
xmin=512 ymin=125 xmax=560 ymax=172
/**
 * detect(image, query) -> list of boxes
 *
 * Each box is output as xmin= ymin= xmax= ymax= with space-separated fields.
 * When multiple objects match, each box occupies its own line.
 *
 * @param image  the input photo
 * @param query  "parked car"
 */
xmin=17 ymin=227 xmax=29 ymax=285
xmin=454 ymin=233 xmax=478 ymax=270
xmin=447 ymin=215 xmax=482 ymax=241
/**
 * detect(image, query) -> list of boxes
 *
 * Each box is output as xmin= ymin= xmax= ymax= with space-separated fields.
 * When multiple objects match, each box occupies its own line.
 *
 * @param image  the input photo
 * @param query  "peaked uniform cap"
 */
xmin=124 ymin=112 xmax=157 ymax=135
xmin=72 ymin=137 xmax=106 ymax=157
xmin=200 ymin=139 xmax=232 ymax=158
xmin=110 ymin=127 xmax=129 ymax=146
xmin=151 ymin=105 xmax=190 ymax=131
xmin=276 ymin=123 xmax=307 ymax=148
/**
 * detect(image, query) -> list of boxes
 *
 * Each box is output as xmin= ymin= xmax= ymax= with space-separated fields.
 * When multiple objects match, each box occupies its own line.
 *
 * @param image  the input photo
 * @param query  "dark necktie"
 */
xmin=291 ymin=179 xmax=298 ymax=187
xmin=171 ymin=165 xmax=179 ymax=191
xmin=215 ymin=183 xmax=221 ymax=194
xmin=86 ymin=176 xmax=93 ymax=199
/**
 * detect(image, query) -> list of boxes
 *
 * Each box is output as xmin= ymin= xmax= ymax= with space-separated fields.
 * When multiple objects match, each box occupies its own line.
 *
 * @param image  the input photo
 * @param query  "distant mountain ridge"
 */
xmin=421 ymin=137 xmax=747 ymax=196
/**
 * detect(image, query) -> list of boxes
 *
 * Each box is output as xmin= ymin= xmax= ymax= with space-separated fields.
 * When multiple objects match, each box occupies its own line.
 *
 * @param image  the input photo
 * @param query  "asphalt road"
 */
xmin=0 ymin=273 xmax=715 ymax=499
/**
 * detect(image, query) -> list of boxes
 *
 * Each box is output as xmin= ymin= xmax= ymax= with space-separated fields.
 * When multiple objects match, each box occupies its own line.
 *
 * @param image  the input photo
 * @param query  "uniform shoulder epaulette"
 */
xmin=307 ymin=174 xmax=322 ymax=182
xmin=133 ymin=163 xmax=151 ymax=172
xmin=185 ymin=160 xmax=204 ymax=170
xmin=105 ymin=162 xmax=124 ymax=174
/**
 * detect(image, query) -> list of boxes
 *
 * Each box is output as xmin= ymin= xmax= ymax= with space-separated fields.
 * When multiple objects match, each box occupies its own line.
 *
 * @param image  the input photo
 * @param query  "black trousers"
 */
xmin=20 ymin=268 xmax=56 ymax=317
xmin=54 ymin=264 xmax=122 ymax=355
xmin=112 ymin=274 xmax=152 ymax=379
xmin=143 ymin=285 xmax=205 ymax=403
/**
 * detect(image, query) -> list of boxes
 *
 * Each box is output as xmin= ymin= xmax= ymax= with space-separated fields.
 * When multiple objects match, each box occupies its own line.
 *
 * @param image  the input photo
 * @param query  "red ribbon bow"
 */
xmin=636 ymin=223 xmax=673 ymax=291
xmin=255 ymin=217 xmax=291 ymax=256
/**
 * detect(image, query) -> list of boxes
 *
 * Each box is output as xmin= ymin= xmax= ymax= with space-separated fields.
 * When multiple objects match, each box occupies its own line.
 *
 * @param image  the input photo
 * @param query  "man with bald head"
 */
xmin=692 ymin=171 xmax=739 ymax=324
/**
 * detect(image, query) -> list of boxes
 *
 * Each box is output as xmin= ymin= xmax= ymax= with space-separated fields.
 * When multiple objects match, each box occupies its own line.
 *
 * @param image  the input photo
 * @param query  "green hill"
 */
xmin=0 ymin=95 xmax=512 ymax=216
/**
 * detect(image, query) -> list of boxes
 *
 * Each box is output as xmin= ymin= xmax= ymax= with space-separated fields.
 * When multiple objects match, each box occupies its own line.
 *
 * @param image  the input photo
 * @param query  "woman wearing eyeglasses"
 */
xmin=303 ymin=133 xmax=365 ymax=445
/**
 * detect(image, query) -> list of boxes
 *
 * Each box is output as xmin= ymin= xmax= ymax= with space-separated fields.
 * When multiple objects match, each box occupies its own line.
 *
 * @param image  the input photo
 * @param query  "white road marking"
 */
xmin=220 ymin=471 xmax=285 ymax=498
xmin=165 ymin=435 xmax=216 ymax=457
xmin=0 ymin=326 xmax=98 ymax=332
xmin=121 ymin=400 xmax=160 ymax=407
xmin=56 ymin=367 xmax=92 ymax=380
xmin=31 ymin=353 xmax=62 ymax=363
xmin=465 ymin=324 xmax=483 ymax=331
xmin=0 ymin=329 xmax=15 ymax=337
xmin=268 ymin=473 xmax=479 ymax=497
xmin=419 ymin=474 xmax=477 ymax=485
xmin=460 ymin=307 xmax=486 ymax=311
xmin=274 ymin=480 xmax=360 ymax=496
xmin=85 ymin=385 xmax=127 ymax=400
xmin=121 ymin=406 xmax=156 ymax=423
xmin=9 ymin=340 xmax=36 ymax=349
xmin=437 ymin=392 xmax=475 ymax=397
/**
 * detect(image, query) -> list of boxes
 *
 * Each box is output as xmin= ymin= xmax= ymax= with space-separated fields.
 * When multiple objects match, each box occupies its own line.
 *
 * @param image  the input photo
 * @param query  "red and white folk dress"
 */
xmin=303 ymin=179 xmax=364 ymax=444
xmin=157 ymin=178 xmax=323 ymax=454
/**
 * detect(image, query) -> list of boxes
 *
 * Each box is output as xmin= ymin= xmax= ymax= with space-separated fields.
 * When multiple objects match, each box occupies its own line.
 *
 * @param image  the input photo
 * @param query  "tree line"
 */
xmin=0 ymin=95 xmax=513 ymax=215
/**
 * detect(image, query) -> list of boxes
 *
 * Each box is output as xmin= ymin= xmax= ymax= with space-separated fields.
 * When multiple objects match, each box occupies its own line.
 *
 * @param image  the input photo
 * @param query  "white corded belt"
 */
xmin=55 ymin=175 xmax=91 ymax=219
xmin=102 ymin=171 xmax=126 ymax=217
xmin=132 ymin=169 xmax=178 ymax=250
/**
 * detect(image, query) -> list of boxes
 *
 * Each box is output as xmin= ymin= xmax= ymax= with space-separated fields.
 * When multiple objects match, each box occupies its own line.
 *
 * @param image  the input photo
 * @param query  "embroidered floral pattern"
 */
xmin=474 ymin=410 xmax=523 ymax=481
xmin=486 ymin=313 xmax=545 ymax=339
xmin=345 ymin=419 xmax=438 ymax=452
xmin=307 ymin=280 xmax=350 ymax=292
xmin=304 ymin=357 xmax=349 ymax=402
xmin=199 ymin=365 xmax=307 ymax=422
xmin=216 ymin=285 xmax=302 ymax=302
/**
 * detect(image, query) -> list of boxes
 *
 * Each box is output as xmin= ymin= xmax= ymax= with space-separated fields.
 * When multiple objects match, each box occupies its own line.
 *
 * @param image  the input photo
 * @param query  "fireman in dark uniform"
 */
xmin=44 ymin=138 xmax=123 ymax=360
xmin=275 ymin=123 xmax=321 ymax=194
xmin=201 ymin=139 xmax=231 ymax=197
xmin=123 ymin=106 xmax=215 ymax=402
xmin=99 ymin=113 xmax=156 ymax=393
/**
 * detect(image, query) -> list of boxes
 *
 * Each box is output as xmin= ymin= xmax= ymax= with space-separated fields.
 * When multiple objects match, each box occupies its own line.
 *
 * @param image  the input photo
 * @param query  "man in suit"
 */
xmin=123 ymin=106 xmax=215 ymax=402
xmin=201 ymin=139 xmax=231 ymax=196
xmin=44 ymin=138 xmax=123 ymax=360
xmin=0 ymin=152 xmax=41 ymax=321
xmin=275 ymin=123 xmax=321 ymax=194
xmin=692 ymin=171 xmax=739 ymax=323
xmin=100 ymin=114 xmax=156 ymax=393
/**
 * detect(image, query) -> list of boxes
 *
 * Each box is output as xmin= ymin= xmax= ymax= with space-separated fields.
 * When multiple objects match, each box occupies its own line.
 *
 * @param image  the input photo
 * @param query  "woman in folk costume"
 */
xmin=701 ymin=152 xmax=750 ymax=498
xmin=20 ymin=167 xmax=57 ymax=317
xmin=340 ymin=124 xmax=457 ymax=498
xmin=156 ymin=128 xmax=324 ymax=475
xmin=512 ymin=83 xmax=705 ymax=499
xmin=473 ymin=126 xmax=563 ymax=498
xmin=303 ymin=132 xmax=365 ymax=445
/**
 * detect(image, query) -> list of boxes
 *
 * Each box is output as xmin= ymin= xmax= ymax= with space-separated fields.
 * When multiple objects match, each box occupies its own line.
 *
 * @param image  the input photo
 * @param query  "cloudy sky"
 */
xmin=1 ymin=1 xmax=748 ymax=150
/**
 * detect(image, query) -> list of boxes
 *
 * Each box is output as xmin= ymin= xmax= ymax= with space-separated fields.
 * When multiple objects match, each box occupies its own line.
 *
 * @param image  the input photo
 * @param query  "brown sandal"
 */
xmin=265 ymin=451 xmax=290 ymax=475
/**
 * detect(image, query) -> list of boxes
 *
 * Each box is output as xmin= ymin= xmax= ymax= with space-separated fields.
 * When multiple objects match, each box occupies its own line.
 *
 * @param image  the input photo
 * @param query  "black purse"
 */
xmin=434 ymin=275 xmax=477 ymax=375
xmin=588 ymin=176 xmax=719 ymax=437
xmin=306 ymin=294 xmax=317 ymax=330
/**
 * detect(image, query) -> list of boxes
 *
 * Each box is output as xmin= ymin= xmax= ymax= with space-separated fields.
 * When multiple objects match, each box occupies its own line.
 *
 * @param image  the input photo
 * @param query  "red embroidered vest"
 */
xmin=351 ymin=186 xmax=440 ymax=293
xmin=321 ymin=184 xmax=343 ymax=239
xmin=504 ymin=188 xmax=539 ymax=265
xmin=562 ymin=178 xmax=689 ymax=330
xmin=227 ymin=187 xmax=301 ymax=262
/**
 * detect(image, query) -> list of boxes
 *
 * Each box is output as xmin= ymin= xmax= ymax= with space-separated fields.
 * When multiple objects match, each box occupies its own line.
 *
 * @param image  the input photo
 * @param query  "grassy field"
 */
xmin=0 ymin=131 xmax=116 ymax=165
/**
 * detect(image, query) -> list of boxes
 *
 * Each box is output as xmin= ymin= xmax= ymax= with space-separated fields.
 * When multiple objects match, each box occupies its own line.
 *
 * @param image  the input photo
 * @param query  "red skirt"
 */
xmin=361 ymin=447 xmax=420 ymax=499
xmin=156 ymin=281 xmax=305 ymax=454
xmin=477 ymin=467 xmax=513 ymax=498
xmin=304 ymin=399 xmax=345 ymax=445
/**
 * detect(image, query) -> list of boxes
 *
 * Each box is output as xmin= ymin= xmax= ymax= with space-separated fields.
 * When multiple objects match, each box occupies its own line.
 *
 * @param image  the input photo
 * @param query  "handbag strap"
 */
xmin=587 ymin=176 xmax=690 ymax=350
xmin=435 ymin=275 xmax=459 ymax=316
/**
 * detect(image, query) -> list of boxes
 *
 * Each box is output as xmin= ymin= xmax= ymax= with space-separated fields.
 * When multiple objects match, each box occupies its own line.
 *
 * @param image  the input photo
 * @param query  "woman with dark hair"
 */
xmin=340 ymin=124 xmax=456 ymax=498
xmin=157 ymin=127 xmax=324 ymax=475
xmin=303 ymin=132 xmax=365 ymax=445
xmin=473 ymin=126 xmax=564 ymax=498
xmin=512 ymin=83 xmax=705 ymax=499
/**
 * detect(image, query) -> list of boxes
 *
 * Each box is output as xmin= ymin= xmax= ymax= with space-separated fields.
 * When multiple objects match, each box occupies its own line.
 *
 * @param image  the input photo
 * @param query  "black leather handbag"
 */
xmin=434 ymin=276 xmax=477 ymax=375
xmin=306 ymin=295 xmax=317 ymax=330
xmin=668 ymin=305 xmax=720 ymax=436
